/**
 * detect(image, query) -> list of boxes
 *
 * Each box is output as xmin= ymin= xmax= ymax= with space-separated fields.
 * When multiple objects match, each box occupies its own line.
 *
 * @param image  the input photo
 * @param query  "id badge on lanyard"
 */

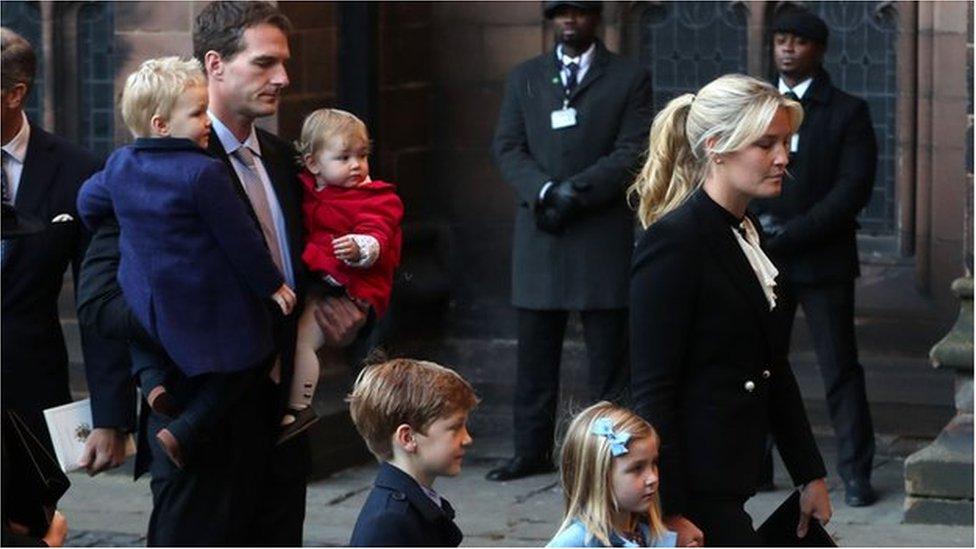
xmin=551 ymin=99 xmax=577 ymax=130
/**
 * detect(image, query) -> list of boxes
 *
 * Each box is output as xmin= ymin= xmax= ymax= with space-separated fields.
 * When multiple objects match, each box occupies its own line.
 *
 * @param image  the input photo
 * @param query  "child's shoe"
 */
xmin=277 ymin=406 xmax=320 ymax=445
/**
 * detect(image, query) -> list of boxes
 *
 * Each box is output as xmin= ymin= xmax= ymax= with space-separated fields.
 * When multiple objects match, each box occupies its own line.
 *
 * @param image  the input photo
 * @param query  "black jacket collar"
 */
xmin=132 ymin=137 xmax=209 ymax=154
xmin=374 ymin=462 xmax=456 ymax=523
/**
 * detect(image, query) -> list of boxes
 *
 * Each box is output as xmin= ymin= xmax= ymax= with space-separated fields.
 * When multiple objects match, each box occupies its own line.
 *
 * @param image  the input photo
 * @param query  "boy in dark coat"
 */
xmin=348 ymin=358 xmax=479 ymax=546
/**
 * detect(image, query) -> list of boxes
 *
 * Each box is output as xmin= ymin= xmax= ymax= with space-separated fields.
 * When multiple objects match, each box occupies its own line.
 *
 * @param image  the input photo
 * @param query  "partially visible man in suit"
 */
xmin=750 ymin=8 xmax=878 ymax=507
xmin=488 ymin=0 xmax=652 ymax=481
xmin=76 ymin=2 xmax=366 ymax=545
xmin=0 ymin=27 xmax=134 ymax=472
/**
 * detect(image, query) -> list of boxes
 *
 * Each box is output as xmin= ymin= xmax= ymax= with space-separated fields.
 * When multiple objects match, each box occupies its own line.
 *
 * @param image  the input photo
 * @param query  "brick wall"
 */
xmin=277 ymin=2 xmax=337 ymax=142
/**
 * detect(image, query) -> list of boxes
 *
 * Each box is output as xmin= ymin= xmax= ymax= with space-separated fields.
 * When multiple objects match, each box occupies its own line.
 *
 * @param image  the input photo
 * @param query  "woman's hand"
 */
xmin=797 ymin=478 xmax=831 ymax=538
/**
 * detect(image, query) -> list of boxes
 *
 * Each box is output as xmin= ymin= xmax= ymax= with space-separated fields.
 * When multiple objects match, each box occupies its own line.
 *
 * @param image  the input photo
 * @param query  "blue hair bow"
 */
xmin=590 ymin=417 xmax=631 ymax=456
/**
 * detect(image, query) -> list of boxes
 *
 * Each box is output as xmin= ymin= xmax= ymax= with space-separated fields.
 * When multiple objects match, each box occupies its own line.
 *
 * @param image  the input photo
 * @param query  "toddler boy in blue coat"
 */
xmin=347 ymin=358 xmax=479 ymax=546
xmin=77 ymin=57 xmax=295 ymax=467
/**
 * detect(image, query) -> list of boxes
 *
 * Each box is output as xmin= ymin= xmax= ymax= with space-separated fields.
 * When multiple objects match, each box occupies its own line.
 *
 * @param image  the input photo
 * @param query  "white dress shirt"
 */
xmin=556 ymin=42 xmax=596 ymax=88
xmin=778 ymin=76 xmax=812 ymax=153
xmin=1 ymin=112 xmax=31 ymax=204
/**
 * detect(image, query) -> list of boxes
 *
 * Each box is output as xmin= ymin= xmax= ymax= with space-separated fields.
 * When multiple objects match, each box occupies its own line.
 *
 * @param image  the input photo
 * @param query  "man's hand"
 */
xmin=42 ymin=510 xmax=68 ymax=547
xmin=664 ymin=514 xmax=703 ymax=547
xmin=333 ymin=235 xmax=362 ymax=263
xmin=534 ymin=181 xmax=582 ymax=234
xmin=314 ymin=296 xmax=368 ymax=349
xmin=77 ymin=428 xmax=128 ymax=476
xmin=797 ymin=478 xmax=832 ymax=538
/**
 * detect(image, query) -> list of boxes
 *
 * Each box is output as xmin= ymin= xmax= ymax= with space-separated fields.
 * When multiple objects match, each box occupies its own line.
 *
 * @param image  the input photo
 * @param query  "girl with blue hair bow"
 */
xmin=548 ymin=402 xmax=681 ymax=547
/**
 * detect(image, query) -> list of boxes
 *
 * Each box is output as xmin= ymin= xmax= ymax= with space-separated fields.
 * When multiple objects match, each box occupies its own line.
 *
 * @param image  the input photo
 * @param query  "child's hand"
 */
xmin=333 ymin=235 xmax=361 ymax=263
xmin=272 ymin=283 xmax=296 ymax=315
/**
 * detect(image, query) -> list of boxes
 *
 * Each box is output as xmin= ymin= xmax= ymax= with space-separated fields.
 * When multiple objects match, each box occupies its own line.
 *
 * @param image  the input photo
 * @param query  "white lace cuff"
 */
xmin=343 ymin=234 xmax=380 ymax=268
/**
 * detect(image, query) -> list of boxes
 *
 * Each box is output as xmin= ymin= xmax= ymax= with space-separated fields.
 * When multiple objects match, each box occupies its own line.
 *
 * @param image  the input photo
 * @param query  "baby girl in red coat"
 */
xmin=281 ymin=109 xmax=403 ymax=442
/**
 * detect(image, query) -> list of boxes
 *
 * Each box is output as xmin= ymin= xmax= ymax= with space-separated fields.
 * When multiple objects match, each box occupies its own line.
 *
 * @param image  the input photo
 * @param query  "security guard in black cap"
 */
xmin=488 ymin=0 xmax=652 ymax=481
xmin=751 ymin=7 xmax=879 ymax=507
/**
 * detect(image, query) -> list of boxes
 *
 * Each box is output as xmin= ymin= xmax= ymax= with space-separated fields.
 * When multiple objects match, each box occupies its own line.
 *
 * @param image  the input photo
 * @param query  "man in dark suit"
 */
xmin=751 ymin=9 xmax=878 ymax=507
xmin=75 ymin=3 xmax=366 ymax=545
xmin=488 ymin=0 xmax=653 ymax=481
xmin=0 ymin=27 xmax=134 ymax=472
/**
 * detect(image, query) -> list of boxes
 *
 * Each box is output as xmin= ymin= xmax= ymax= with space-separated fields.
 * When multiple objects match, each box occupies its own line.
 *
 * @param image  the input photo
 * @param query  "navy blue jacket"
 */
xmin=350 ymin=462 xmax=463 ymax=547
xmin=77 ymin=138 xmax=283 ymax=376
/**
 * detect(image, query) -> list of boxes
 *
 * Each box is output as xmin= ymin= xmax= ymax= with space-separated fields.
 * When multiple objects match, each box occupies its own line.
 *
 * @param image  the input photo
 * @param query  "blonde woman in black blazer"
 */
xmin=629 ymin=74 xmax=831 ymax=546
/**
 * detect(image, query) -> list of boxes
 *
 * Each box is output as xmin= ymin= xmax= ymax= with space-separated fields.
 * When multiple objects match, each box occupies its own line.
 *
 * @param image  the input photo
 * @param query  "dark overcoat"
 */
xmin=630 ymin=189 xmax=827 ymax=516
xmin=1 ymin=124 xmax=134 ymax=444
xmin=493 ymin=40 xmax=653 ymax=310
xmin=750 ymin=68 xmax=877 ymax=283
xmin=349 ymin=462 xmax=463 ymax=547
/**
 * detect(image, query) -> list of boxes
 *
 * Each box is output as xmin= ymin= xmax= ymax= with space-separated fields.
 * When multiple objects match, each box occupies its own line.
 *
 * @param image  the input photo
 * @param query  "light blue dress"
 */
xmin=546 ymin=520 xmax=678 ymax=547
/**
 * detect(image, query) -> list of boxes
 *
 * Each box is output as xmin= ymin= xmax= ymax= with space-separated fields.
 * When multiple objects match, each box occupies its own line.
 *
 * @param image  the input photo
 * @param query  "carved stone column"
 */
xmin=904 ymin=277 xmax=974 ymax=524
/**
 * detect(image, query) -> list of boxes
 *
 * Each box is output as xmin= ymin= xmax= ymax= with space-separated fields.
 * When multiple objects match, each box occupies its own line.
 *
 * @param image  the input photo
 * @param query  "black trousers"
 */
xmin=146 ymin=373 xmax=308 ymax=546
xmin=513 ymin=308 xmax=628 ymax=459
xmin=770 ymin=279 xmax=875 ymax=483
xmin=685 ymin=494 xmax=760 ymax=547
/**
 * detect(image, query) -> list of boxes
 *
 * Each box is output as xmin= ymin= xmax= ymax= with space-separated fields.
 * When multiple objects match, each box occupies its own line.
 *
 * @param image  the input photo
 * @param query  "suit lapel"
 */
xmin=537 ymin=52 xmax=566 ymax=107
xmin=568 ymin=42 xmax=607 ymax=102
xmin=255 ymin=131 xmax=302 ymax=261
xmin=692 ymin=192 xmax=773 ymax=333
xmin=17 ymin=127 xmax=60 ymax=217
xmin=207 ymin=136 xmax=261 ymax=224
xmin=5 ymin=128 xmax=61 ymax=265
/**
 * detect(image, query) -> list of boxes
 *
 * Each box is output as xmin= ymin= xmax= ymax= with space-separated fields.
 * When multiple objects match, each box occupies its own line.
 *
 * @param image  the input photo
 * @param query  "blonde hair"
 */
xmin=555 ymin=401 xmax=666 ymax=546
xmin=295 ymin=108 xmax=370 ymax=160
xmin=120 ymin=56 xmax=206 ymax=138
xmin=629 ymin=74 xmax=803 ymax=228
xmin=347 ymin=358 xmax=480 ymax=461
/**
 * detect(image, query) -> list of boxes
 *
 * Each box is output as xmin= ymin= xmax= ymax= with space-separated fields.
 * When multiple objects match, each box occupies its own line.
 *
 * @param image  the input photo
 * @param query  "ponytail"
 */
xmin=628 ymin=93 xmax=703 ymax=229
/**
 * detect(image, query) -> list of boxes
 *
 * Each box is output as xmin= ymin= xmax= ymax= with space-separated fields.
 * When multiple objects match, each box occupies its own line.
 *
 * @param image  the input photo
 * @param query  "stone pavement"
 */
xmin=58 ymin=431 xmax=972 ymax=547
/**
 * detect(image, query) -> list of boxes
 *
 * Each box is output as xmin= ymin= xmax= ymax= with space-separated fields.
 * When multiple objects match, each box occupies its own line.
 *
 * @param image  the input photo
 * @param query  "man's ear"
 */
xmin=204 ymin=50 xmax=224 ymax=80
xmin=393 ymin=424 xmax=417 ymax=453
xmin=150 ymin=114 xmax=170 ymax=137
xmin=3 ymin=83 xmax=28 ymax=110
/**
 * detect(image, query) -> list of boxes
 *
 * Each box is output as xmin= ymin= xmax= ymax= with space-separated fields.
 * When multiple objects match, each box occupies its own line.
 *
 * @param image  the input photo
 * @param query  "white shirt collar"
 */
xmin=2 ymin=112 xmax=30 ymax=164
xmin=208 ymin=111 xmax=262 ymax=158
xmin=557 ymin=42 xmax=595 ymax=72
xmin=778 ymin=76 xmax=814 ymax=100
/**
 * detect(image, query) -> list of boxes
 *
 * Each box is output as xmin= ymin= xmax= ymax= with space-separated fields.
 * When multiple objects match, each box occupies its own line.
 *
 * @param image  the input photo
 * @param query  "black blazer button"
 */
xmin=392 ymin=491 xmax=406 ymax=501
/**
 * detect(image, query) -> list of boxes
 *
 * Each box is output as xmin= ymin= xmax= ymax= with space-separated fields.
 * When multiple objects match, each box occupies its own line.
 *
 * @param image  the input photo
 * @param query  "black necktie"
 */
xmin=1 ymin=150 xmax=11 ymax=205
xmin=784 ymin=90 xmax=799 ymax=102
xmin=564 ymin=62 xmax=579 ymax=96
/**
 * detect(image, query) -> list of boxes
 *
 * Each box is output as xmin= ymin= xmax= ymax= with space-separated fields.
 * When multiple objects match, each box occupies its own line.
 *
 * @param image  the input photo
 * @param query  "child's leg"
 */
xmin=290 ymin=301 xmax=326 ymax=414
xmin=131 ymin=343 xmax=181 ymax=419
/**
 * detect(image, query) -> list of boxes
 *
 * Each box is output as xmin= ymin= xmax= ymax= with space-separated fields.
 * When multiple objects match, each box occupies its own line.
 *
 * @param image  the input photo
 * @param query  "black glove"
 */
xmin=534 ymin=182 xmax=582 ymax=234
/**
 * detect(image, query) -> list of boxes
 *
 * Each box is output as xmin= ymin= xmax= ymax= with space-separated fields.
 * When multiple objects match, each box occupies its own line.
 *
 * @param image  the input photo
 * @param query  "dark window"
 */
xmin=1 ymin=1 xmax=45 ymax=124
xmin=639 ymin=1 xmax=749 ymax=113
xmin=77 ymin=2 xmax=115 ymax=158
xmin=787 ymin=2 xmax=899 ymax=235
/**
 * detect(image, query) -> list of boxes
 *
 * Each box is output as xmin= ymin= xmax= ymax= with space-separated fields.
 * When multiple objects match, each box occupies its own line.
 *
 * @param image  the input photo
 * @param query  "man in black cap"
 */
xmin=751 ymin=8 xmax=878 ymax=507
xmin=489 ymin=1 xmax=652 ymax=481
